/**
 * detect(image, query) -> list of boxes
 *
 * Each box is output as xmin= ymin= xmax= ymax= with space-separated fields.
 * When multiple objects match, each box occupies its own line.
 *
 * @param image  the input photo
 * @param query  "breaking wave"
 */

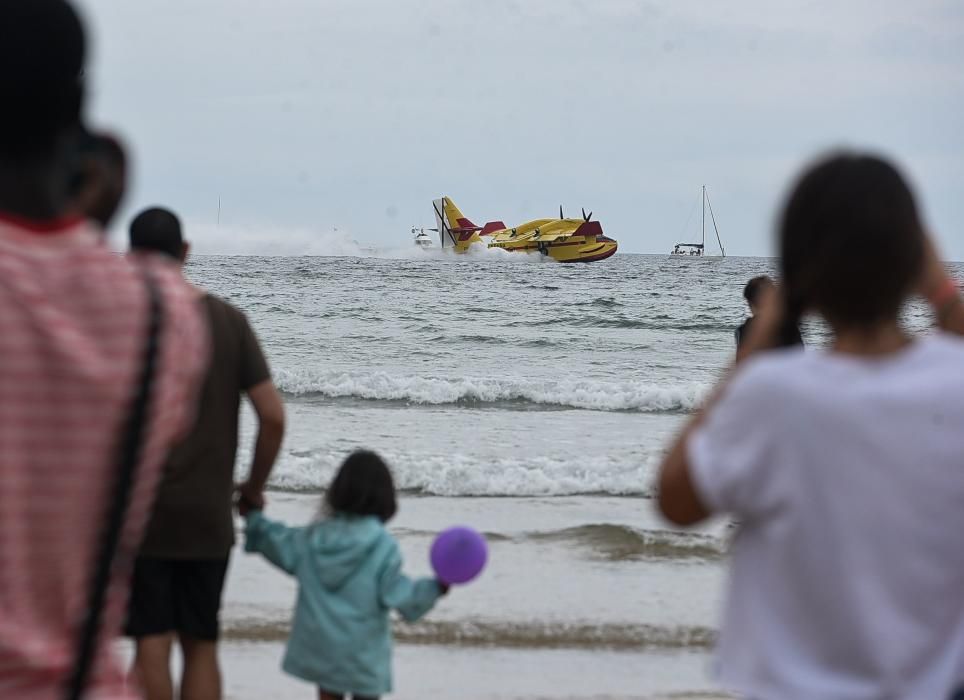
xmin=424 ymin=334 xmax=565 ymax=348
xmin=223 ymin=618 xmax=716 ymax=650
xmin=507 ymin=316 xmax=735 ymax=331
xmin=527 ymin=524 xmax=725 ymax=561
xmin=392 ymin=524 xmax=725 ymax=561
xmin=266 ymin=450 xmax=661 ymax=497
xmin=274 ymin=369 xmax=708 ymax=413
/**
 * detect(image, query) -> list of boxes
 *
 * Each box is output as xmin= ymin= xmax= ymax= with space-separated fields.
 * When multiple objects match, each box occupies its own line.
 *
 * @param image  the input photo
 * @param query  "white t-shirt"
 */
xmin=688 ymin=334 xmax=964 ymax=700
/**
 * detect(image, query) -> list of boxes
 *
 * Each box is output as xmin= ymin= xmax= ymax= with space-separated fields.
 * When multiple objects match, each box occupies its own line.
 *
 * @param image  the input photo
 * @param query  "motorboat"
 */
xmin=412 ymin=227 xmax=435 ymax=248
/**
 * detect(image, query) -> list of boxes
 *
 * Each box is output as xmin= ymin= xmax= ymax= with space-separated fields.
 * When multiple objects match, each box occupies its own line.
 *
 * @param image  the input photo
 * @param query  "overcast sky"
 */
xmin=75 ymin=0 xmax=964 ymax=257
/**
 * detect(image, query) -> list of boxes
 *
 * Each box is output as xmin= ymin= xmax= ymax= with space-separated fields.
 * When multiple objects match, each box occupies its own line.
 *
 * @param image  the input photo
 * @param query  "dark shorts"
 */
xmin=125 ymin=556 xmax=229 ymax=641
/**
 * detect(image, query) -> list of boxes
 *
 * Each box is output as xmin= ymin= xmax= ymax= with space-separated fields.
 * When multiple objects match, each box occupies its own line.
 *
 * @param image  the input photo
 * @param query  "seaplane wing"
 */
xmin=433 ymin=197 xmax=617 ymax=263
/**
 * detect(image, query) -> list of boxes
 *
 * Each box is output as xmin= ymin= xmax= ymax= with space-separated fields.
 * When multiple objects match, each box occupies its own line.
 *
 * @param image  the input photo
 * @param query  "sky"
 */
xmin=75 ymin=0 xmax=964 ymax=257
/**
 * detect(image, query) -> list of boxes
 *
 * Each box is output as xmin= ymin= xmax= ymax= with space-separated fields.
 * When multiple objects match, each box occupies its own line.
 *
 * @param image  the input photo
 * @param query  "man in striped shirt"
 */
xmin=0 ymin=2 xmax=208 ymax=698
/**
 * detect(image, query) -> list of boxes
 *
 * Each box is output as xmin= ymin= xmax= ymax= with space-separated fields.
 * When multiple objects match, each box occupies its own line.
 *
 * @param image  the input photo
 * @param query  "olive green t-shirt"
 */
xmin=139 ymin=294 xmax=270 ymax=559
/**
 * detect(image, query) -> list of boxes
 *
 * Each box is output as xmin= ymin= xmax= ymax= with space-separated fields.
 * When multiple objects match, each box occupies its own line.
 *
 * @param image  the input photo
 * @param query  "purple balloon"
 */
xmin=430 ymin=526 xmax=488 ymax=585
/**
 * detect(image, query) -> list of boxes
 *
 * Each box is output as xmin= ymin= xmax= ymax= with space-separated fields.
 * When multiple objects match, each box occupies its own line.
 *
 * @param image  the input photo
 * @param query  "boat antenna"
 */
xmin=704 ymin=187 xmax=726 ymax=257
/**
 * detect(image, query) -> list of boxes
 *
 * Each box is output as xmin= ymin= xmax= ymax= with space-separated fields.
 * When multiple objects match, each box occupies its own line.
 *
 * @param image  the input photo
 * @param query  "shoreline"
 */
xmin=119 ymin=640 xmax=730 ymax=700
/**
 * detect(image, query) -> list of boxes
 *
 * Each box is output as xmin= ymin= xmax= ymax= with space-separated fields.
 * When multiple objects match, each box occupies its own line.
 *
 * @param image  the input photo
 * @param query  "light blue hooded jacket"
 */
xmin=244 ymin=511 xmax=443 ymax=696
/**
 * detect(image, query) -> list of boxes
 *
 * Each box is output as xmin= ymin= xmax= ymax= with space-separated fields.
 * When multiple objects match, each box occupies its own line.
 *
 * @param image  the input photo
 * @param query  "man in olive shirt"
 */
xmin=126 ymin=207 xmax=286 ymax=700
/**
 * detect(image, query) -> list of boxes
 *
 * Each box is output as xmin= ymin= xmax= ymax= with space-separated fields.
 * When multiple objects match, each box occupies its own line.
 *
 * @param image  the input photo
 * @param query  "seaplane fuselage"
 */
xmin=433 ymin=197 xmax=618 ymax=263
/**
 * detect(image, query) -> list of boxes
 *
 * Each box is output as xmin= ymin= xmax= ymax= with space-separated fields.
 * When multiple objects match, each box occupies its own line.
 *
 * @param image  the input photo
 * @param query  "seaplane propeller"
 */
xmin=562 ymin=206 xmax=593 ymax=221
xmin=559 ymin=204 xmax=592 ymax=221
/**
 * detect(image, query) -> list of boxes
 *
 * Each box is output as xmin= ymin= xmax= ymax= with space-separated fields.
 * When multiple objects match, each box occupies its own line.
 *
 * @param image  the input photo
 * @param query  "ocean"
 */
xmin=159 ymin=250 xmax=934 ymax=699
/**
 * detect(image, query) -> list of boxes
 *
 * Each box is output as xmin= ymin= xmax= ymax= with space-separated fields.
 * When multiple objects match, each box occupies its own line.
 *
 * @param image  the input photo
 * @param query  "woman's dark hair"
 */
xmin=325 ymin=450 xmax=398 ymax=522
xmin=779 ymin=152 xmax=925 ymax=330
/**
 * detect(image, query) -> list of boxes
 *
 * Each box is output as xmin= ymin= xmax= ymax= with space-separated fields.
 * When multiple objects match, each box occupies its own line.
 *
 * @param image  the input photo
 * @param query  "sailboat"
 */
xmin=670 ymin=185 xmax=726 ymax=259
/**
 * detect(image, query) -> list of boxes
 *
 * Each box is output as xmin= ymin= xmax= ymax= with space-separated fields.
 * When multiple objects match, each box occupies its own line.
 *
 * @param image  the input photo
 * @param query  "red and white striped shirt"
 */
xmin=0 ymin=215 xmax=208 ymax=699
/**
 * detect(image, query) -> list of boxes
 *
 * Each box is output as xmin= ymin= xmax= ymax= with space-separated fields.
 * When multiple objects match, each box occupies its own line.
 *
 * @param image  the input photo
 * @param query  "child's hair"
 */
xmin=325 ymin=450 xmax=398 ymax=522
xmin=778 ymin=151 xmax=924 ymax=331
xmin=743 ymin=275 xmax=773 ymax=306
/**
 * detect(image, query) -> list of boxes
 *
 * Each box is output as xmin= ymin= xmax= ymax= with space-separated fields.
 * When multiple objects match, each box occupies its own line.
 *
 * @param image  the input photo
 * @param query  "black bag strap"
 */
xmin=65 ymin=271 xmax=163 ymax=700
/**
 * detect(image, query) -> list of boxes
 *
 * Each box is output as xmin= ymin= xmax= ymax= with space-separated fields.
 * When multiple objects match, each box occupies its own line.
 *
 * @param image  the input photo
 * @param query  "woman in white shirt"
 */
xmin=657 ymin=152 xmax=964 ymax=700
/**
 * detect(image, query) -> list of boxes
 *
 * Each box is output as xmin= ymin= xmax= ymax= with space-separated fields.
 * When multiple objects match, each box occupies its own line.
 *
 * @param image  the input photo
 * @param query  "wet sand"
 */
xmin=217 ymin=642 xmax=730 ymax=699
xmin=116 ymin=492 xmax=733 ymax=699
xmin=118 ymin=639 xmax=729 ymax=699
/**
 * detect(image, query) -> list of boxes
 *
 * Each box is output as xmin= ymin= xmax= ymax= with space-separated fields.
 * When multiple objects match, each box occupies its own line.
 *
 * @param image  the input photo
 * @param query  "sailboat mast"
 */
xmin=701 ymin=185 xmax=705 ymax=251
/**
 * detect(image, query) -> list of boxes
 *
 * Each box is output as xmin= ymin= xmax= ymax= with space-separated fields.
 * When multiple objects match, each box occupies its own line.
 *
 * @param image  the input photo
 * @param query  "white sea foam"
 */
xmin=154 ymin=220 xmax=552 ymax=261
xmin=263 ymin=449 xmax=661 ymax=497
xmin=366 ymin=241 xmax=552 ymax=262
xmin=274 ymin=368 xmax=708 ymax=413
xmin=172 ymin=221 xmax=372 ymax=257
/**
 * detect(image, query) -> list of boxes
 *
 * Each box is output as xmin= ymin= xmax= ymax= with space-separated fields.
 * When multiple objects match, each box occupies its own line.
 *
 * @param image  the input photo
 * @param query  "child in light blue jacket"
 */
xmin=243 ymin=451 xmax=446 ymax=700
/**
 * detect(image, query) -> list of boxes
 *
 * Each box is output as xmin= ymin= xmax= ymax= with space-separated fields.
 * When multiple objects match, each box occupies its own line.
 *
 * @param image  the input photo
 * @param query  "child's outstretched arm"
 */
xmin=377 ymin=542 xmax=445 ymax=622
xmin=244 ymin=510 xmax=304 ymax=575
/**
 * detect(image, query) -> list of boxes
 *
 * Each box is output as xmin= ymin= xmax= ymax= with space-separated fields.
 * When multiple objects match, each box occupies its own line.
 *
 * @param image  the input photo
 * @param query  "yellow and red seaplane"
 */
xmin=432 ymin=197 xmax=618 ymax=262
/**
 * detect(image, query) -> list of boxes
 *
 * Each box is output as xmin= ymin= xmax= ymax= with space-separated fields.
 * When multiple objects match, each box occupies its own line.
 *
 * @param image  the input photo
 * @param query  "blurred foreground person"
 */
xmin=734 ymin=274 xmax=803 ymax=360
xmin=68 ymin=131 xmax=127 ymax=227
xmin=658 ymin=152 xmax=964 ymax=699
xmin=127 ymin=208 xmax=286 ymax=700
xmin=0 ymin=2 xmax=207 ymax=698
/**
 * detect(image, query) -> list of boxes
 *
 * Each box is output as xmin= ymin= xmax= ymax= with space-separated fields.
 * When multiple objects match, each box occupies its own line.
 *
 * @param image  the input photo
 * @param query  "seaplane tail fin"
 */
xmin=443 ymin=197 xmax=479 ymax=231
xmin=432 ymin=198 xmax=452 ymax=247
xmin=433 ymin=196 xmax=480 ymax=248
xmin=481 ymin=221 xmax=507 ymax=235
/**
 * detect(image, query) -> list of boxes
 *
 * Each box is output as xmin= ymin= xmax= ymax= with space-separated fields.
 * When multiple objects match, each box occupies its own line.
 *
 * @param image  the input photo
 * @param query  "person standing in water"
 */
xmin=735 ymin=275 xmax=803 ymax=360
xmin=658 ymin=152 xmax=964 ymax=699
xmin=125 ymin=208 xmax=286 ymax=700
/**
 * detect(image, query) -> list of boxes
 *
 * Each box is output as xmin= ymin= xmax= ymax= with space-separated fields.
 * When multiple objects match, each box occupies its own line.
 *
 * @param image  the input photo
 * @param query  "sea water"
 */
xmin=174 ymin=251 xmax=936 ymax=699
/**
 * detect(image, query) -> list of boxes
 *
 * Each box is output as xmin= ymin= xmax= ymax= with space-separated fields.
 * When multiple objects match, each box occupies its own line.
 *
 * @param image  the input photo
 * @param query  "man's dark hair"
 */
xmin=0 ymin=0 xmax=86 ymax=159
xmin=779 ymin=152 xmax=924 ymax=329
xmin=129 ymin=207 xmax=184 ymax=260
xmin=326 ymin=451 xmax=398 ymax=523
xmin=743 ymin=276 xmax=773 ymax=306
